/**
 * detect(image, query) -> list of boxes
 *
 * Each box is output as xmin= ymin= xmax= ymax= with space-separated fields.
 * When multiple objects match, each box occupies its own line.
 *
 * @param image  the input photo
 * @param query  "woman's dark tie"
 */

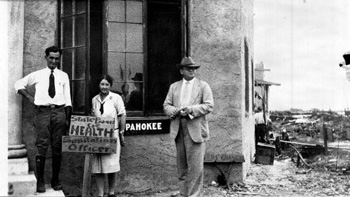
xmin=100 ymin=102 xmax=105 ymax=115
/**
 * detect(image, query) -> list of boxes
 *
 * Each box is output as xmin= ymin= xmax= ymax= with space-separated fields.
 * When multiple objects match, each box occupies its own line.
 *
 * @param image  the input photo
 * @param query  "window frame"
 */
xmin=58 ymin=0 xmax=90 ymax=115
xmin=58 ymin=0 xmax=190 ymax=117
xmin=103 ymin=0 xmax=190 ymax=117
xmin=58 ymin=0 xmax=103 ymax=115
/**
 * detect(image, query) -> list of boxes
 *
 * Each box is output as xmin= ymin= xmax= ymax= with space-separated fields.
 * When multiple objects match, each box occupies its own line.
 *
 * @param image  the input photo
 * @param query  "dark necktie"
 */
xmin=49 ymin=70 xmax=55 ymax=98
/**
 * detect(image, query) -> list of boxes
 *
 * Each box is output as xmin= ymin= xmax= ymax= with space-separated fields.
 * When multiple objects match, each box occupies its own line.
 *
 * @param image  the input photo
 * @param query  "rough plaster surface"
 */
xmin=192 ymin=0 xmax=246 ymax=158
xmin=116 ymin=135 xmax=178 ymax=193
xmin=192 ymin=0 xmax=255 ymax=182
xmin=8 ymin=0 xmax=24 ymax=146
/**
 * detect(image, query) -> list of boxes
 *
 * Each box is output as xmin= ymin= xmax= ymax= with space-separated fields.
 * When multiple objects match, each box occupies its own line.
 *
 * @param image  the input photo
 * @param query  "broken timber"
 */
xmin=280 ymin=140 xmax=318 ymax=147
xmin=289 ymin=145 xmax=312 ymax=169
xmin=275 ymin=140 xmax=315 ymax=168
xmin=279 ymin=140 xmax=350 ymax=150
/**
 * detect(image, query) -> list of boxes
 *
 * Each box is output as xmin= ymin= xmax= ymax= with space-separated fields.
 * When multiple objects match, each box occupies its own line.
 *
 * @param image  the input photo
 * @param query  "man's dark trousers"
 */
xmin=34 ymin=106 xmax=66 ymax=192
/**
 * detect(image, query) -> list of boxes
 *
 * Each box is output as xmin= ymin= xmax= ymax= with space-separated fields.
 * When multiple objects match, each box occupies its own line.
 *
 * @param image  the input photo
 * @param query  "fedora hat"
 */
xmin=176 ymin=57 xmax=200 ymax=69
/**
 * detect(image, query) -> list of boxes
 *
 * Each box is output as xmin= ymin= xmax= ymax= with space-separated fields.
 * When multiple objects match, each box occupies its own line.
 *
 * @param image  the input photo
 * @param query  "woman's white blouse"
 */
xmin=92 ymin=92 xmax=126 ymax=130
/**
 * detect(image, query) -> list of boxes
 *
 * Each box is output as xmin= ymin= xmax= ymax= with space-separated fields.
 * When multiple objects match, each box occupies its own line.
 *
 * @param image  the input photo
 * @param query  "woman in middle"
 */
xmin=91 ymin=75 xmax=126 ymax=197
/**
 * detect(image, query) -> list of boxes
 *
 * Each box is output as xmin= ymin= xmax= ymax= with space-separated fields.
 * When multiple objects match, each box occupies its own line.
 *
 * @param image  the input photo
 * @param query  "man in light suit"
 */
xmin=163 ymin=57 xmax=214 ymax=197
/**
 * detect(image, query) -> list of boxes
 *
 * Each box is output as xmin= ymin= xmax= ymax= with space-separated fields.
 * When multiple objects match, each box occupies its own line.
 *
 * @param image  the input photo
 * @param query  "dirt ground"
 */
xmin=117 ymin=148 xmax=350 ymax=197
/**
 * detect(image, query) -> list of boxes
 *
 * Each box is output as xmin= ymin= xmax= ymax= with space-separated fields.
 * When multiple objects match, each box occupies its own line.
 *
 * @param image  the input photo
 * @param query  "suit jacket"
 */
xmin=163 ymin=78 xmax=214 ymax=143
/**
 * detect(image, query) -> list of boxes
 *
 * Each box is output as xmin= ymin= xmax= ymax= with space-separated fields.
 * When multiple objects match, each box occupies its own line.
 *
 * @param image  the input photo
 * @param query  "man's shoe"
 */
xmin=36 ymin=179 xmax=46 ymax=193
xmin=51 ymin=180 xmax=62 ymax=191
xmin=108 ymin=194 xmax=116 ymax=197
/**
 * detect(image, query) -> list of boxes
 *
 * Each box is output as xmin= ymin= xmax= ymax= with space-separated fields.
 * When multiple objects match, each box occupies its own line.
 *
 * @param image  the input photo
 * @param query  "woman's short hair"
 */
xmin=98 ymin=75 xmax=114 ymax=86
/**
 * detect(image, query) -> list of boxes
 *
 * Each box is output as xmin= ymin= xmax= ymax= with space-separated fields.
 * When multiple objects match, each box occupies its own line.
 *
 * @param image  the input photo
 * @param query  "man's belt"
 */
xmin=36 ymin=104 xmax=65 ymax=109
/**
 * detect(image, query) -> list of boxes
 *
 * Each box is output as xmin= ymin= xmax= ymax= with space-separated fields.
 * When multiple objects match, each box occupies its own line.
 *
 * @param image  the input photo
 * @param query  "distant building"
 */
xmin=254 ymin=62 xmax=281 ymax=113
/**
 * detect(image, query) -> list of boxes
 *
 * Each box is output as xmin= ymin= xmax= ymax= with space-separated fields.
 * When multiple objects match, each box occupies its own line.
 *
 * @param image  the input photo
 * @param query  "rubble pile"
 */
xmin=270 ymin=110 xmax=350 ymax=143
xmin=270 ymin=110 xmax=350 ymax=171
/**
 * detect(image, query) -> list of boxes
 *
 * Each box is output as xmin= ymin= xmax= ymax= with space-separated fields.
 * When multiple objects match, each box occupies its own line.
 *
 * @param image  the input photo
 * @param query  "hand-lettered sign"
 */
xmin=62 ymin=115 xmax=117 ymax=153
xmin=62 ymin=136 xmax=117 ymax=154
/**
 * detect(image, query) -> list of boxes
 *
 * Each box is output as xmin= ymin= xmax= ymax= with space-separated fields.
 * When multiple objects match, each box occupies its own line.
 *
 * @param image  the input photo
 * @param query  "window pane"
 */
xmin=126 ymin=53 xmax=143 ymax=82
xmin=74 ymin=47 xmax=86 ymax=79
xmin=62 ymin=18 xmax=73 ymax=47
xmin=62 ymin=0 xmax=72 ymax=16
xmin=72 ymin=80 xmax=86 ymax=113
xmin=108 ymin=23 xmax=125 ymax=52
xmin=108 ymin=52 xmax=126 ymax=86
xmin=108 ymin=0 xmax=125 ymax=22
xmin=126 ymin=1 xmax=142 ymax=23
xmin=115 ymin=82 xmax=133 ymax=105
xmin=126 ymin=24 xmax=143 ymax=52
xmin=61 ymin=49 xmax=73 ymax=79
xmin=75 ymin=0 xmax=86 ymax=14
xmin=126 ymin=53 xmax=143 ymax=111
xmin=126 ymin=81 xmax=143 ymax=111
xmin=75 ymin=14 xmax=86 ymax=46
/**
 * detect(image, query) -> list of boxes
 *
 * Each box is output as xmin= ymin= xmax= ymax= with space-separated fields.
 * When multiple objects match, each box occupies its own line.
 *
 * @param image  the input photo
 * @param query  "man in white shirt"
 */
xmin=14 ymin=46 xmax=72 ymax=193
xmin=255 ymin=106 xmax=269 ymax=146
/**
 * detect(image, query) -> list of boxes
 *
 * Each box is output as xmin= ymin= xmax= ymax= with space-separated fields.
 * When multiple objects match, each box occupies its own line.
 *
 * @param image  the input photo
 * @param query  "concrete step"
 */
xmin=29 ymin=185 xmax=65 ymax=197
xmin=8 ymin=175 xmax=65 ymax=197
xmin=8 ymin=157 xmax=64 ymax=196
xmin=8 ymin=173 xmax=36 ymax=196
xmin=8 ymin=157 xmax=29 ymax=175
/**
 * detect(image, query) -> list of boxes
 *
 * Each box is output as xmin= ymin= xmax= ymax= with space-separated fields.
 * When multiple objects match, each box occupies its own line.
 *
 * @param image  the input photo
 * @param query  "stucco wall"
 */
xmin=191 ymin=0 xmax=255 ymax=182
xmin=117 ymin=134 xmax=178 ymax=192
xmin=192 ymin=0 xmax=244 ymax=157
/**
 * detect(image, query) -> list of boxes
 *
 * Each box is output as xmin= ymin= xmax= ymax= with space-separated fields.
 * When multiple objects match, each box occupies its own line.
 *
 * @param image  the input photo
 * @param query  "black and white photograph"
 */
xmin=2 ymin=0 xmax=350 ymax=196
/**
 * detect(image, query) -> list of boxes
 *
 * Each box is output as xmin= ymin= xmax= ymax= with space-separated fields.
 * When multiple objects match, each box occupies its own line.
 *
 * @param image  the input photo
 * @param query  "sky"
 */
xmin=254 ymin=0 xmax=350 ymax=111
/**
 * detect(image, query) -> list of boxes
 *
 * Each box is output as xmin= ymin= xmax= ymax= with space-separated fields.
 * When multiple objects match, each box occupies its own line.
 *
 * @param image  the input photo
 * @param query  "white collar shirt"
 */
xmin=255 ymin=112 xmax=265 ymax=124
xmin=14 ymin=67 xmax=72 ymax=106
xmin=92 ymin=92 xmax=126 ymax=129
xmin=180 ymin=78 xmax=195 ymax=107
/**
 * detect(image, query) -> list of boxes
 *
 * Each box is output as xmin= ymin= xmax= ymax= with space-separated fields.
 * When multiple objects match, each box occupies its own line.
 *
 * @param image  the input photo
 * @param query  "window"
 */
xmin=106 ymin=0 xmax=145 ymax=115
xmin=105 ymin=0 xmax=185 ymax=116
xmin=58 ymin=0 xmax=103 ymax=114
xmin=59 ymin=0 xmax=187 ymax=117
